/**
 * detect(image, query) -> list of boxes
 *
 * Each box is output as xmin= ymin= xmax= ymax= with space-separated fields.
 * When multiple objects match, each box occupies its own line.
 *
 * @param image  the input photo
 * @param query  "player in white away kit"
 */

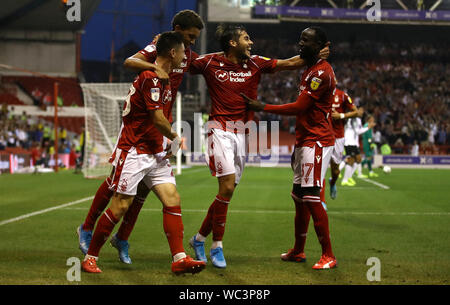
xmin=341 ymin=114 xmax=375 ymax=186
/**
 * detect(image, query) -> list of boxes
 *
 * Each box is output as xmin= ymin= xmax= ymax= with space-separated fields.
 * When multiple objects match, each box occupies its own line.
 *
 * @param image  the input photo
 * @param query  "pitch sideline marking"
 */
xmin=0 ymin=196 xmax=94 ymax=227
xmin=64 ymin=207 xmax=450 ymax=216
xmin=359 ymin=177 xmax=390 ymax=190
xmin=0 ymin=167 xmax=205 ymax=227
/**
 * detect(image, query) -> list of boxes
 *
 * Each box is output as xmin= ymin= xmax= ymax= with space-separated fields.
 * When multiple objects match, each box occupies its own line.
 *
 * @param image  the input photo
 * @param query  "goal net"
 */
xmin=80 ymin=83 xmax=130 ymax=178
xmin=80 ymin=83 xmax=185 ymax=179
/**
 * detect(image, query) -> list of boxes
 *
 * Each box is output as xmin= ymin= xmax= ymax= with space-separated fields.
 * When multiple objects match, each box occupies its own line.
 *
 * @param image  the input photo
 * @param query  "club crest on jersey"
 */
xmin=310 ymin=77 xmax=322 ymax=91
xmin=151 ymin=88 xmax=160 ymax=101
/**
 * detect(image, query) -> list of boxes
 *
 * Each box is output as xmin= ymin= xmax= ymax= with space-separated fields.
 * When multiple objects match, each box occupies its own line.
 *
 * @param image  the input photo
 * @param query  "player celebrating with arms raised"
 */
xmin=81 ymin=32 xmax=205 ymax=275
xmin=188 ymin=25 xmax=330 ymax=268
xmin=243 ymin=26 xmax=338 ymax=269
xmin=77 ymin=10 xmax=204 ymax=264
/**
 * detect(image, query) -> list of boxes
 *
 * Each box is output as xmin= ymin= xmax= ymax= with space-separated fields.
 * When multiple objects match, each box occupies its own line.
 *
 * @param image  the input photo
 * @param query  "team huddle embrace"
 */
xmin=76 ymin=9 xmax=366 ymax=275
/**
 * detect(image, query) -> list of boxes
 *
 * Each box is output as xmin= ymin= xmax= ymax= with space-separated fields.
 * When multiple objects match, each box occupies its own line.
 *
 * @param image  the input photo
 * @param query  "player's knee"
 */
xmin=136 ymin=181 xmax=151 ymax=198
xmin=331 ymin=166 xmax=340 ymax=176
xmin=163 ymin=191 xmax=181 ymax=208
xmin=218 ymin=177 xmax=235 ymax=199
xmin=112 ymin=193 xmax=133 ymax=218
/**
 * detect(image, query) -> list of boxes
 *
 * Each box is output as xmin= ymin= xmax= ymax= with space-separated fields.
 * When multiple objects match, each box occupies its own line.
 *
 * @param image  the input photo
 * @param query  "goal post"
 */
xmin=80 ymin=83 xmax=184 ymax=178
xmin=80 ymin=83 xmax=129 ymax=178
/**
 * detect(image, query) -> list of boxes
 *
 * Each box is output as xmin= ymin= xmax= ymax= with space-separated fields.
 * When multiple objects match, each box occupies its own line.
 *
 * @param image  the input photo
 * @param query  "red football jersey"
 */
xmin=331 ymin=88 xmax=354 ymax=139
xmin=295 ymin=59 xmax=336 ymax=147
xmin=139 ymin=42 xmax=199 ymax=122
xmin=117 ymin=70 xmax=172 ymax=155
xmin=190 ymin=54 xmax=277 ymax=132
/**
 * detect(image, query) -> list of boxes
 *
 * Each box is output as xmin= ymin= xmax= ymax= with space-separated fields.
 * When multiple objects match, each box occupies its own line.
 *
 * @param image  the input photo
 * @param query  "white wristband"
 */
xmin=340 ymin=113 xmax=345 ymax=119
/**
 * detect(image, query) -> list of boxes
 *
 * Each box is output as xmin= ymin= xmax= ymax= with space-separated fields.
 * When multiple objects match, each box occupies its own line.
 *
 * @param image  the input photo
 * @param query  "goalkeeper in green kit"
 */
xmin=361 ymin=115 xmax=378 ymax=178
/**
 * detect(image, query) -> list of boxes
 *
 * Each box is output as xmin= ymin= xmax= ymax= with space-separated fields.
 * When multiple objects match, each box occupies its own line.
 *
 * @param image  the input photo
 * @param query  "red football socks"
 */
xmin=320 ymin=179 xmax=326 ymax=204
xmin=198 ymin=202 xmax=215 ymax=238
xmin=302 ymin=195 xmax=334 ymax=258
xmin=163 ymin=206 xmax=185 ymax=256
xmin=212 ymin=195 xmax=230 ymax=241
xmin=82 ymin=178 xmax=114 ymax=231
xmin=87 ymin=208 xmax=118 ymax=257
xmin=198 ymin=195 xmax=230 ymax=240
xmin=116 ymin=195 xmax=145 ymax=241
xmin=291 ymin=192 xmax=310 ymax=253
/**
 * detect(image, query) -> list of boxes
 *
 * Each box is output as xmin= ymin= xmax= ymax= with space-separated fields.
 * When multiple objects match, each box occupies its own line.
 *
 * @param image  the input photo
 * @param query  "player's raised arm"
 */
xmin=241 ymin=92 xmax=315 ymax=116
xmin=272 ymin=42 xmax=330 ymax=72
xmin=124 ymin=52 xmax=170 ymax=82
xmin=331 ymin=104 xmax=360 ymax=120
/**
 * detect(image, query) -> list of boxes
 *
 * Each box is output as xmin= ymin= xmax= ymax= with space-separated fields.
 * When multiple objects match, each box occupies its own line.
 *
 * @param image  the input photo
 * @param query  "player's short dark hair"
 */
xmin=215 ymin=24 xmax=246 ymax=52
xmin=156 ymin=31 xmax=184 ymax=57
xmin=309 ymin=26 xmax=328 ymax=49
xmin=172 ymin=10 xmax=204 ymax=30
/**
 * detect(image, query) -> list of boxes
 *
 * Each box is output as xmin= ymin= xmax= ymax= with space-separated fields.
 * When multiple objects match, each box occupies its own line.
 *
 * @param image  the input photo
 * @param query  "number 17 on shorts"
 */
xmin=292 ymin=143 xmax=333 ymax=188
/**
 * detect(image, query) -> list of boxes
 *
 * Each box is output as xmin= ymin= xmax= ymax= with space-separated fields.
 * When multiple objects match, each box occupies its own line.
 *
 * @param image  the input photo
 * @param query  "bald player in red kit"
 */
xmin=243 ymin=26 xmax=338 ymax=270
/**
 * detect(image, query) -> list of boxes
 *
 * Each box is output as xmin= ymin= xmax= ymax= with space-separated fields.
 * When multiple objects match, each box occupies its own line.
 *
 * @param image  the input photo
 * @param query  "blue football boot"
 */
xmin=210 ymin=247 xmax=227 ymax=268
xmin=110 ymin=234 xmax=132 ymax=264
xmin=77 ymin=224 xmax=92 ymax=255
xmin=189 ymin=235 xmax=207 ymax=263
xmin=329 ymin=178 xmax=337 ymax=200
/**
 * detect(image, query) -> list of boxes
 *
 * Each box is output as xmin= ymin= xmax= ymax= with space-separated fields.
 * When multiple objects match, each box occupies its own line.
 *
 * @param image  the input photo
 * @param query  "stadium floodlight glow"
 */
xmin=430 ymin=0 xmax=443 ymax=11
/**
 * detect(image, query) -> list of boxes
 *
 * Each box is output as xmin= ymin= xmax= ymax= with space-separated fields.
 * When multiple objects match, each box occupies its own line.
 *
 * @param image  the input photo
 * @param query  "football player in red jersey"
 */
xmin=188 ymin=24 xmax=330 ymax=268
xmin=77 ymin=10 xmax=205 ymax=265
xmin=326 ymin=86 xmax=361 ymax=202
xmin=243 ymin=27 xmax=338 ymax=270
xmin=81 ymin=32 xmax=206 ymax=275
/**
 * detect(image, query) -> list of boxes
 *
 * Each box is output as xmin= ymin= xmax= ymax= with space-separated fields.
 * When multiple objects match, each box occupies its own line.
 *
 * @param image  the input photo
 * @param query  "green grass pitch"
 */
xmin=0 ymin=166 xmax=449 ymax=285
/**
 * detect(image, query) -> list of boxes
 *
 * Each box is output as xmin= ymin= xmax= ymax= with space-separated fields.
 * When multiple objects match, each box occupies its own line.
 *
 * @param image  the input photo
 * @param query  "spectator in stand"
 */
xmin=59 ymin=127 xmax=67 ymax=146
xmin=411 ymin=140 xmax=419 ymax=156
xmin=31 ymin=87 xmax=43 ymax=106
xmin=69 ymin=144 xmax=78 ymax=169
xmin=30 ymin=142 xmax=41 ymax=166
xmin=42 ymin=123 xmax=51 ymax=145
xmin=43 ymin=93 xmax=52 ymax=108
xmin=0 ymin=130 xmax=6 ymax=150
xmin=437 ymin=123 xmax=447 ymax=145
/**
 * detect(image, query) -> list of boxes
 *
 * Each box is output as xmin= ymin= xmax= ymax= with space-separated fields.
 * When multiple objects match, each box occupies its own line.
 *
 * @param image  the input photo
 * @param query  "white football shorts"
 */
xmin=205 ymin=128 xmax=246 ymax=185
xmin=292 ymin=142 xmax=333 ymax=188
xmin=331 ymin=137 xmax=345 ymax=164
xmin=109 ymin=146 xmax=175 ymax=196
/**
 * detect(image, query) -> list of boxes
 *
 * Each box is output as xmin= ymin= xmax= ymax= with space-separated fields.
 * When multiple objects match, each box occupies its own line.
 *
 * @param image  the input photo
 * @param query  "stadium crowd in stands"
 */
xmin=0 ymin=103 xmax=80 ymax=168
xmin=253 ymin=39 xmax=450 ymax=154
xmin=1 ymin=39 xmax=449 ymax=156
